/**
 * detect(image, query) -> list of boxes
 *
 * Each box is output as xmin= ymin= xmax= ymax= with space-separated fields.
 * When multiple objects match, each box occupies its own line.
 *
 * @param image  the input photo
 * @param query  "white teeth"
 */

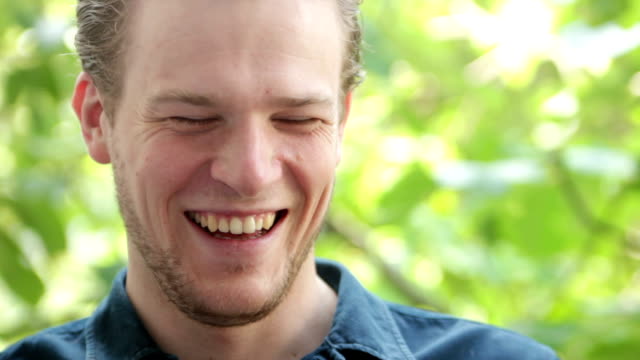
xmin=218 ymin=217 xmax=230 ymax=233
xmin=264 ymin=213 xmax=275 ymax=230
xmin=243 ymin=216 xmax=256 ymax=234
xmin=207 ymin=215 xmax=217 ymax=232
xmin=190 ymin=212 xmax=279 ymax=235
xmin=230 ymin=217 xmax=243 ymax=235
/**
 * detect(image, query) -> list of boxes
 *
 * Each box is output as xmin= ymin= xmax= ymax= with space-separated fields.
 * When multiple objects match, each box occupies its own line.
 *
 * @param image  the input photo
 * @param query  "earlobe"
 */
xmin=72 ymin=72 xmax=112 ymax=164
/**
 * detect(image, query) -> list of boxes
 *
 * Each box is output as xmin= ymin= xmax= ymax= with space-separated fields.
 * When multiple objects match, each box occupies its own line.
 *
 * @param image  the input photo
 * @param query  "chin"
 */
xmin=140 ymin=238 xmax=310 ymax=328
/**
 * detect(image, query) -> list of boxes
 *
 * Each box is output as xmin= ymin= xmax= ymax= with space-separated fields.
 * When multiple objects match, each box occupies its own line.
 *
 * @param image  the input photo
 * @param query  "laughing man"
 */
xmin=1 ymin=1 xmax=559 ymax=359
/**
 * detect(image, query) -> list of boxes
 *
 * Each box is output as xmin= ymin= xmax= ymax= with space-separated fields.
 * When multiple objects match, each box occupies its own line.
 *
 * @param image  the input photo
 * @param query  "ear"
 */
xmin=336 ymin=92 xmax=352 ymax=164
xmin=72 ymin=72 xmax=112 ymax=164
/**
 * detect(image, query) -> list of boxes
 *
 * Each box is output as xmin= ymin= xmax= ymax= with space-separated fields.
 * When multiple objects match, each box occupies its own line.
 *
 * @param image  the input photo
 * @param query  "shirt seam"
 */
xmin=389 ymin=306 xmax=560 ymax=359
xmin=84 ymin=317 xmax=96 ymax=360
xmin=380 ymin=303 xmax=417 ymax=360
xmin=390 ymin=306 xmax=540 ymax=343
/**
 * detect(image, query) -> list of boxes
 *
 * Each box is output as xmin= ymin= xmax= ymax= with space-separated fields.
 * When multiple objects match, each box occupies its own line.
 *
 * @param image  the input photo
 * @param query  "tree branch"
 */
xmin=325 ymin=210 xmax=448 ymax=312
xmin=547 ymin=151 xmax=620 ymax=236
xmin=543 ymin=150 xmax=629 ymax=313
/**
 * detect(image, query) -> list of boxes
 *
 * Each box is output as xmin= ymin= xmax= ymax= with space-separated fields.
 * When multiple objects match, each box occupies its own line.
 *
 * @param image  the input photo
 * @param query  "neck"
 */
xmin=126 ymin=253 xmax=337 ymax=360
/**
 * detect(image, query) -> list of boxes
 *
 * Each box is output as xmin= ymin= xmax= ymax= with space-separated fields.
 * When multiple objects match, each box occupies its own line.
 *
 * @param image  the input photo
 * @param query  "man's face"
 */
xmin=102 ymin=0 xmax=346 ymax=326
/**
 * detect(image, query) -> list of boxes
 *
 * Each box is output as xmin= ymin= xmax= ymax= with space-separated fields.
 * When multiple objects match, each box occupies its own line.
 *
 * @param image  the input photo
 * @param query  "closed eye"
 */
xmin=170 ymin=116 xmax=220 ymax=125
xmin=273 ymin=117 xmax=318 ymax=124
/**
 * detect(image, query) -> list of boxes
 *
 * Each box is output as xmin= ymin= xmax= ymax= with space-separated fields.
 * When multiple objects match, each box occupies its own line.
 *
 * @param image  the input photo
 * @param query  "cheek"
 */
xmin=130 ymin=136 xmax=206 ymax=207
xmin=286 ymin=140 xmax=338 ymax=244
xmin=143 ymin=148 xmax=193 ymax=180
xmin=287 ymin=135 xmax=340 ymax=195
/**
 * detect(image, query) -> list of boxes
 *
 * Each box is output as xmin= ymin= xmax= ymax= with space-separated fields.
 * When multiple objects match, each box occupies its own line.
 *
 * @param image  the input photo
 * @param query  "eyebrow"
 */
xmin=268 ymin=95 xmax=334 ymax=108
xmin=145 ymin=89 xmax=217 ymax=109
xmin=144 ymin=89 xmax=334 ymax=112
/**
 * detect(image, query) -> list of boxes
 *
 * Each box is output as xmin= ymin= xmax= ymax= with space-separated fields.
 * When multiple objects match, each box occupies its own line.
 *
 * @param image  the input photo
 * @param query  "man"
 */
xmin=1 ymin=0 xmax=559 ymax=359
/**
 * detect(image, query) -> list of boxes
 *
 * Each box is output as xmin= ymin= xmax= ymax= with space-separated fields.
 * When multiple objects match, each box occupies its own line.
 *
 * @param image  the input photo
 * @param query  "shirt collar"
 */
xmin=317 ymin=258 xmax=415 ymax=360
xmin=84 ymin=260 xmax=415 ymax=360
xmin=85 ymin=269 xmax=175 ymax=360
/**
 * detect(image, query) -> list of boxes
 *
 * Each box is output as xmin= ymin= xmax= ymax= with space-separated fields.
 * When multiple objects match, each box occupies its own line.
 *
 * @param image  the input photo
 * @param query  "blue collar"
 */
xmin=313 ymin=258 xmax=414 ymax=360
xmin=84 ymin=259 xmax=414 ymax=360
xmin=85 ymin=269 xmax=174 ymax=360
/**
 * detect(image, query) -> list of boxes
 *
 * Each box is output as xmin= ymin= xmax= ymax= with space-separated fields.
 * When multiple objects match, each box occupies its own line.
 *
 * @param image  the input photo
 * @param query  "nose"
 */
xmin=209 ymin=117 xmax=282 ymax=198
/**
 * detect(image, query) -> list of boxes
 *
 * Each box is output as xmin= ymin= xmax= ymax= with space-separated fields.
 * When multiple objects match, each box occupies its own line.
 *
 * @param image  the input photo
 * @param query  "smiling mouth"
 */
xmin=185 ymin=210 xmax=287 ymax=240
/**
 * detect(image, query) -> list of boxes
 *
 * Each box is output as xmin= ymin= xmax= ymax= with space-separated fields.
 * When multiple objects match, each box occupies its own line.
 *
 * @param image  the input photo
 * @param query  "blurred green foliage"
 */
xmin=1 ymin=0 xmax=639 ymax=359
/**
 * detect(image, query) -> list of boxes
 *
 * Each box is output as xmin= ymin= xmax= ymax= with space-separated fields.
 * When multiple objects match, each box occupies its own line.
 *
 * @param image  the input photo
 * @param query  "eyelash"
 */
xmin=274 ymin=117 xmax=317 ymax=123
xmin=170 ymin=117 xmax=218 ymax=125
xmin=169 ymin=116 xmax=321 ymax=128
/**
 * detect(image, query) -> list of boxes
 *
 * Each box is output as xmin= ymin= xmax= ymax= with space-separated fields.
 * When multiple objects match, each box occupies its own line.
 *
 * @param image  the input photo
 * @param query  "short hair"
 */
xmin=75 ymin=0 xmax=365 ymax=111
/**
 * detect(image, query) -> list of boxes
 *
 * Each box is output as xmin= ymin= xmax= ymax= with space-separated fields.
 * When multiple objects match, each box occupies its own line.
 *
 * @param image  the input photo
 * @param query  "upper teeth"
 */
xmin=190 ymin=212 xmax=276 ymax=234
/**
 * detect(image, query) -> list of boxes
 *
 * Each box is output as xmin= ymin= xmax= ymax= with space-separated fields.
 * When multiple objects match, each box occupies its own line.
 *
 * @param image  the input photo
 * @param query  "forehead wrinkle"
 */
xmin=143 ymin=87 xmax=335 ymax=111
xmin=143 ymin=89 xmax=219 ymax=114
xmin=268 ymin=95 xmax=335 ymax=109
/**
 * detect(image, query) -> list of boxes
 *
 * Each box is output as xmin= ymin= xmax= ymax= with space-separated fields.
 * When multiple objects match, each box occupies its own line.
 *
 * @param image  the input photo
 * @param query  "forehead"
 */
xmin=119 ymin=0 xmax=344 ymax=108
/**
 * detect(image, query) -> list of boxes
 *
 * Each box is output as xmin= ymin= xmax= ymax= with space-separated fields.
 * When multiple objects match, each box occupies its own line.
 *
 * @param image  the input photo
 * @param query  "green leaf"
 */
xmin=4 ymin=0 xmax=44 ymax=29
xmin=378 ymin=163 xmax=435 ymax=223
xmin=0 ymin=229 xmax=45 ymax=305
xmin=5 ymin=63 xmax=61 ymax=108
xmin=576 ymin=0 xmax=631 ymax=26
xmin=5 ymin=68 xmax=27 ymax=106
xmin=2 ymin=197 xmax=67 ymax=256
xmin=499 ymin=184 xmax=583 ymax=257
xmin=589 ymin=338 xmax=640 ymax=360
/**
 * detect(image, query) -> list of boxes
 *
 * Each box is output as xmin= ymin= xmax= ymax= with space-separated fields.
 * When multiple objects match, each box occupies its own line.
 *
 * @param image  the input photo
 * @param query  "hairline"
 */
xmin=82 ymin=0 xmax=361 ymax=121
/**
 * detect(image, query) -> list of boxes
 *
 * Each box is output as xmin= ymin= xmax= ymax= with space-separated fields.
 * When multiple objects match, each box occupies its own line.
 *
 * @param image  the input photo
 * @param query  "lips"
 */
xmin=185 ymin=210 xmax=286 ymax=238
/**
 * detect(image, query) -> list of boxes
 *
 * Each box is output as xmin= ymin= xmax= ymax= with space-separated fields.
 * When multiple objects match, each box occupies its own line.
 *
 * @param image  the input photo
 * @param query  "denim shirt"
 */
xmin=1 ymin=259 xmax=559 ymax=360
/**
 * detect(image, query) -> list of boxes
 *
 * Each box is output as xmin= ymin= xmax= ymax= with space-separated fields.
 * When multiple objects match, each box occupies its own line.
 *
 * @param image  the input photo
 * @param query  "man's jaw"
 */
xmin=185 ymin=210 xmax=288 ymax=240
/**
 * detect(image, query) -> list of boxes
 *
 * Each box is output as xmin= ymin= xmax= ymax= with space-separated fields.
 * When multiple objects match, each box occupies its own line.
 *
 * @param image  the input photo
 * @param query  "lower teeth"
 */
xmin=210 ymin=230 xmax=266 ymax=240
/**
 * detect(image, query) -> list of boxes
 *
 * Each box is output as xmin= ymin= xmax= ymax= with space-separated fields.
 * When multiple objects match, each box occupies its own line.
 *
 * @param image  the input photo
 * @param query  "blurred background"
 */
xmin=1 ymin=0 xmax=639 ymax=358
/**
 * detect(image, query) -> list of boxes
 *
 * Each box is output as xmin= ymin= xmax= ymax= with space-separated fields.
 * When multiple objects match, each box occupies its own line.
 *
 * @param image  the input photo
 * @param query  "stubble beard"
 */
xmin=112 ymin=161 xmax=318 ymax=328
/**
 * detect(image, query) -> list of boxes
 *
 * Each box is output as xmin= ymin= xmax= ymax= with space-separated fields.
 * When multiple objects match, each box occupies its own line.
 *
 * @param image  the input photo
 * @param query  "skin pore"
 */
xmin=72 ymin=0 xmax=350 ymax=359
